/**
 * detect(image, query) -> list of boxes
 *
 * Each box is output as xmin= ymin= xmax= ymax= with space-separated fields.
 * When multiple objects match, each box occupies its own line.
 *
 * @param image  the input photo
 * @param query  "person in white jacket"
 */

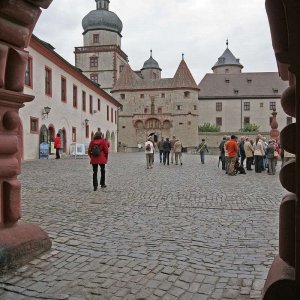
xmin=145 ymin=138 xmax=154 ymax=169
xmin=253 ymin=136 xmax=265 ymax=173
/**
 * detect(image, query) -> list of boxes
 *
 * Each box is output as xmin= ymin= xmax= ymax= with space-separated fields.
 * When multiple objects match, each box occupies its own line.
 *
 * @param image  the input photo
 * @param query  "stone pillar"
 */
xmin=0 ymin=0 xmax=52 ymax=273
xmin=263 ymin=0 xmax=300 ymax=298
xmin=270 ymin=109 xmax=280 ymax=141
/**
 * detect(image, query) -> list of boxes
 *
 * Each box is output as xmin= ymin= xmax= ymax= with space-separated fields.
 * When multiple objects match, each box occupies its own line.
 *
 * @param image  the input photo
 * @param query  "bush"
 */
xmin=240 ymin=123 xmax=260 ymax=132
xmin=198 ymin=123 xmax=220 ymax=132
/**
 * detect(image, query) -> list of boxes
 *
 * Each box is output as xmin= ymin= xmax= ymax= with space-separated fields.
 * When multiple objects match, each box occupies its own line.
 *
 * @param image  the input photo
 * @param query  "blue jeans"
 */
xmin=200 ymin=151 xmax=205 ymax=164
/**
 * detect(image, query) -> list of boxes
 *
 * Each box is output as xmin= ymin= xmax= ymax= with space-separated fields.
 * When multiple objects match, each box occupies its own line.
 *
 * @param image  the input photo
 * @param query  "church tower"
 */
xmin=74 ymin=0 xmax=128 ymax=92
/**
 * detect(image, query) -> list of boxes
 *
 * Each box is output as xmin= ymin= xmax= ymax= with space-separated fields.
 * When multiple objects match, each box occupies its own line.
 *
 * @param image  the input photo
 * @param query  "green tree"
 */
xmin=198 ymin=123 xmax=220 ymax=132
xmin=240 ymin=123 xmax=260 ymax=132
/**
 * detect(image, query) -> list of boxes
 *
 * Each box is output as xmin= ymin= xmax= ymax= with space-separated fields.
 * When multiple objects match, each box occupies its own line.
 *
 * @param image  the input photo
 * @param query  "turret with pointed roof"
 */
xmin=212 ymin=40 xmax=243 ymax=74
xmin=172 ymin=56 xmax=199 ymax=90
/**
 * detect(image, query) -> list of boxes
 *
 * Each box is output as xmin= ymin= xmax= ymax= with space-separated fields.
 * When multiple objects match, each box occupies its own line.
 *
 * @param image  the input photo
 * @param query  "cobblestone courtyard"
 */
xmin=0 ymin=153 xmax=285 ymax=300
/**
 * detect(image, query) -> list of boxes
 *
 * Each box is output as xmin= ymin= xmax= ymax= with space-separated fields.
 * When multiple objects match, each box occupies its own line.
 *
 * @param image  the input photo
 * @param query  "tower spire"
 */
xmin=182 ymin=53 xmax=184 ymax=60
xmin=226 ymin=38 xmax=229 ymax=48
xmin=150 ymin=49 xmax=153 ymax=57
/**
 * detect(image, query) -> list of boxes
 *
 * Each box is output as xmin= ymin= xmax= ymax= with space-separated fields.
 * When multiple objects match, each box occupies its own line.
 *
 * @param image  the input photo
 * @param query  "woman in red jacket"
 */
xmin=88 ymin=131 xmax=109 ymax=191
xmin=54 ymin=133 xmax=61 ymax=159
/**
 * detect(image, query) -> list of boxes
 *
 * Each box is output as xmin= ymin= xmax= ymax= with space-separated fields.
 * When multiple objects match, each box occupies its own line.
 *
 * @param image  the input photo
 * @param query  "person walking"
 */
xmin=88 ymin=131 xmax=109 ymax=191
xmin=244 ymin=137 xmax=254 ymax=170
xmin=157 ymin=137 xmax=164 ymax=163
xmin=162 ymin=137 xmax=171 ymax=165
xmin=145 ymin=138 xmax=154 ymax=169
xmin=225 ymin=135 xmax=238 ymax=176
xmin=174 ymin=138 xmax=183 ymax=165
xmin=197 ymin=139 xmax=208 ymax=164
xmin=54 ymin=133 xmax=61 ymax=159
xmin=170 ymin=135 xmax=177 ymax=164
xmin=239 ymin=136 xmax=246 ymax=167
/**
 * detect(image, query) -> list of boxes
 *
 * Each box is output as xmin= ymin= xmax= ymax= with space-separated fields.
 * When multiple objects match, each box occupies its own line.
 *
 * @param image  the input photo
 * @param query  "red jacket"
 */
xmin=226 ymin=139 xmax=238 ymax=158
xmin=88 ymin=139 xmax=109 ymax=164
xmin=54 ymin=136 xmax=61 ymax=149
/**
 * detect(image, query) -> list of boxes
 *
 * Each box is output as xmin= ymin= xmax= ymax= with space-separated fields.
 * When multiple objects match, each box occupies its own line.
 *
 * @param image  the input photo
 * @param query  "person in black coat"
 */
xmin=162 ymin=137 xmax=171 ymax=165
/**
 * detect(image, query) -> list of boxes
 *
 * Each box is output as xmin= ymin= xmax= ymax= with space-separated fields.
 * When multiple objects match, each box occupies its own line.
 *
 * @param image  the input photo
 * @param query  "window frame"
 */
xmin=216 ymin=102 xmax=222 ymax=112
xmin=82 ymin=91 xmax=86 ymax=112
xmin=25 ymin=56 xmax=33 ymax=88
xmin=90 ymin=56 xmax=98 ymax=68
xmin=93 ymin=34 xmax=99 ymax=43
xmin=30 ymin=117 xmax=39 ymax=134
xmin=216 ymin=117 xmax=222 ymax=126
xmin=107 ymin=105 xmax=109 ymax=121
xmin=61 ymin=75 xmax=67 ymax=103
xmin=45 ymin=66 xmax=52 ymax=96
xmin=270 ymin=101 xmax=276 ymax=110
xmin=72 ymin=127 xmax=77 ymax=142
xmin=73 ymin=84 xmax=78 ymax=108
xmin=244 ymin=102 xmax=250 ymax=111
xmin=89 ymin=95 xmax=93 ymax=114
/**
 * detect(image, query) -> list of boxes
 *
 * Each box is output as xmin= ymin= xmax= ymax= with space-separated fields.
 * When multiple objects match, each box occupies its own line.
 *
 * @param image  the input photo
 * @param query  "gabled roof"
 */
xmin=172 ymin=59 xmax=199 ymax=89
xmin=112 ymin=64 xmax=141 ymax=91
xmin=212 ymin=48 xmax=243 ymax=70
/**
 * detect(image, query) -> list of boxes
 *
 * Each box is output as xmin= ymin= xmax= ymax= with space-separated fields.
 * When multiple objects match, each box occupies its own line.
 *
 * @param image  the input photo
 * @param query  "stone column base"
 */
xmin=0 ymin=222 xmax=51 ymax=273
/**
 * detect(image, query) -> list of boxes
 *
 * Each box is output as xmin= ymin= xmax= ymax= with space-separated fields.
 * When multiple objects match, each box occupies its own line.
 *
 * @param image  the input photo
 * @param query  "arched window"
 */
xmin=135 ymin=120 xmax=144 ymax=129
xmin=146 ymin=118 xmax=160 ymax=129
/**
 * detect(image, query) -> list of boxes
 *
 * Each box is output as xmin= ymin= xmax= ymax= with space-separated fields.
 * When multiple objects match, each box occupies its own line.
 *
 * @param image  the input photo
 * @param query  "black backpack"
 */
xmin=91 ymin=144 xmax=100 ymax=157
xmin=146 ymin=143 xmax=151 ymax=151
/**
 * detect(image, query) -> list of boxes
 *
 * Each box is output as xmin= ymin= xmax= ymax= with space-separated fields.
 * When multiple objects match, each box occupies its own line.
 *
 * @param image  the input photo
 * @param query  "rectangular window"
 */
xmin=45 ymin=67 xmax=52 ymax=96
xmin=120 ymin=94 xmax=125 ymax=99
xmin=82 ymin=91 xmax=86 ymax=112
xmin=61 ymin=76 xmax=67 ymax=102
xmin=144 ymin=108 xmax=148 ymax=114
xmin=270 ymin=101 xmax=276 ymax=110
xmin=184 ymin=91 xmax=190 ymax=98
xmin=119 ymin=65 xmax=124 ymax=73
xmin=111 ymin=108 xmax=113 ymax=123
xmin=89 ymin=95 xmax=93 ymax=114
xmin=72 ymin=127 xmax=76 ymax=142
xmin=161 ymin=93 xmax=165 ymax=98
xmin=85 ymin=124 xmax=89 ymax=138
xmin=260 ymin=102 xmax=264 ymax=108
xmin=244 ymin=117 xmax=250 ymax=125
xmin=158 ymin=107 xmax=162 ymax=114
xmin=140 ymin=94 xmax=144 ymax=99
xmin=194 ymin=105 xmax=197 ymax=110
xmin=244 ymin=102 xmax=250 ymax=111
xmin=90 ymin=74 xmax=98 ymax=83
xmin=247 ymin=79 xmax=252 ymax=84
xmin=73 ymin=85 xmax=77 ymax=108
xmin=216 ymin=102 xmax=222 ymax=111
xmin=177 ymin=105 xmax=182 ymax=110
xmin=90 ymin=57 xmax=98 ymax=67
xmin=98 ymin=98 xmax=101 ymax=111
xmin=30 ymin=117 xmax=39 ymax=134
xmin=93 ymin=34 xmax=99 ymax=43
xmin=107 ymin=105 xmax=109 ymax=121
xmin=25 ymin=56 xmax=33 ymax=87
xmin=287 ymin=117 xmax=293 ymax=125
xmin=216 ymin=117 xmax=222 ymax=126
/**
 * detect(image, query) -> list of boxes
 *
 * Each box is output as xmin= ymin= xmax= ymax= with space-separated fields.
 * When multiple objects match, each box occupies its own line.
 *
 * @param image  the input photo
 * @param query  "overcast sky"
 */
xmin=33 ymin=0 xmax=277 ymax=83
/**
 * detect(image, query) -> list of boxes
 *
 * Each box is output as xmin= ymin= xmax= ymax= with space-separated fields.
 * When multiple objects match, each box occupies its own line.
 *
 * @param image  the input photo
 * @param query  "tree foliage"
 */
xmin=198 ymin=123 xmax=220 ymax=132
xmin=240 ymin=123 xmax=260 ymax=132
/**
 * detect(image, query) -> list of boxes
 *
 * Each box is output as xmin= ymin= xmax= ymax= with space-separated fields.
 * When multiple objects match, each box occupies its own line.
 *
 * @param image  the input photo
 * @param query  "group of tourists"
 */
xmin=218 ymin=134 xmax=290 ymax=176
xmin=146 ymin=135 xmax=183 ymax=169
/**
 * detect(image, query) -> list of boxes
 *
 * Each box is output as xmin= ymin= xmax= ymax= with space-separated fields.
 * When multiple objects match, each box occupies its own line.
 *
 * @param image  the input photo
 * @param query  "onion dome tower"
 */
xmin=75 ymin=0 xmax=128 ymax=92
xmin=141 ymin=50 xmax=162 ymax=79
xmin=212 ymin=39 xmax=243 ymax=74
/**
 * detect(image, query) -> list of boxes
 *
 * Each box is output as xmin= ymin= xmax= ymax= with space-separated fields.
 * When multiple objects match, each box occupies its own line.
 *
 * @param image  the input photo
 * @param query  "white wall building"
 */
xmin=21 ymin=35 xmax=121 ymax=160
xmin=198 ymin=42 xmax=291 ymax=133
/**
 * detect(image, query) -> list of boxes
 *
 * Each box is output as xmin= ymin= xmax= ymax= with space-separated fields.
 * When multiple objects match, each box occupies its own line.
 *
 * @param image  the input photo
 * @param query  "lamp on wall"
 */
xmin=84 ymin=118 xmax=89 ymax=126
xmin=42 ymin=106 xmax=51 ymax=119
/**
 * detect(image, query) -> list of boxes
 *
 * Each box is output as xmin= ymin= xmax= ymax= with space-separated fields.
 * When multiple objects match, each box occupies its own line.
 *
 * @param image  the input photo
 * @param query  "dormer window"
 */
xmin=225 ymin=79 xmax=230 ymax=83
xmin=120 ymin=94 xmax=125 ymax=100
xmin=225 ymin=68 xmax=229 ymax=73
xmin=234 ymin=89 xmax=239 ymax=95
xmin=247 ymin=79 xmax=252 ymax=84
xmin=273 ymin=88 xmax=278 ymax=93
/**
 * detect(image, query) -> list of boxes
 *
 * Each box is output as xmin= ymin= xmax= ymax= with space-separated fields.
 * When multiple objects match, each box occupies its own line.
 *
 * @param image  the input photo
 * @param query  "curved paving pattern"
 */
xmin=0 ymin=153 xmax=285 ymax=299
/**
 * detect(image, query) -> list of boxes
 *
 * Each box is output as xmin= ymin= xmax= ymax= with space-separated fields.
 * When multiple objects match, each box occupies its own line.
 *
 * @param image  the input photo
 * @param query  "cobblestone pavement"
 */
xmin=0 ymin=153 xmax=285 ymax=300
